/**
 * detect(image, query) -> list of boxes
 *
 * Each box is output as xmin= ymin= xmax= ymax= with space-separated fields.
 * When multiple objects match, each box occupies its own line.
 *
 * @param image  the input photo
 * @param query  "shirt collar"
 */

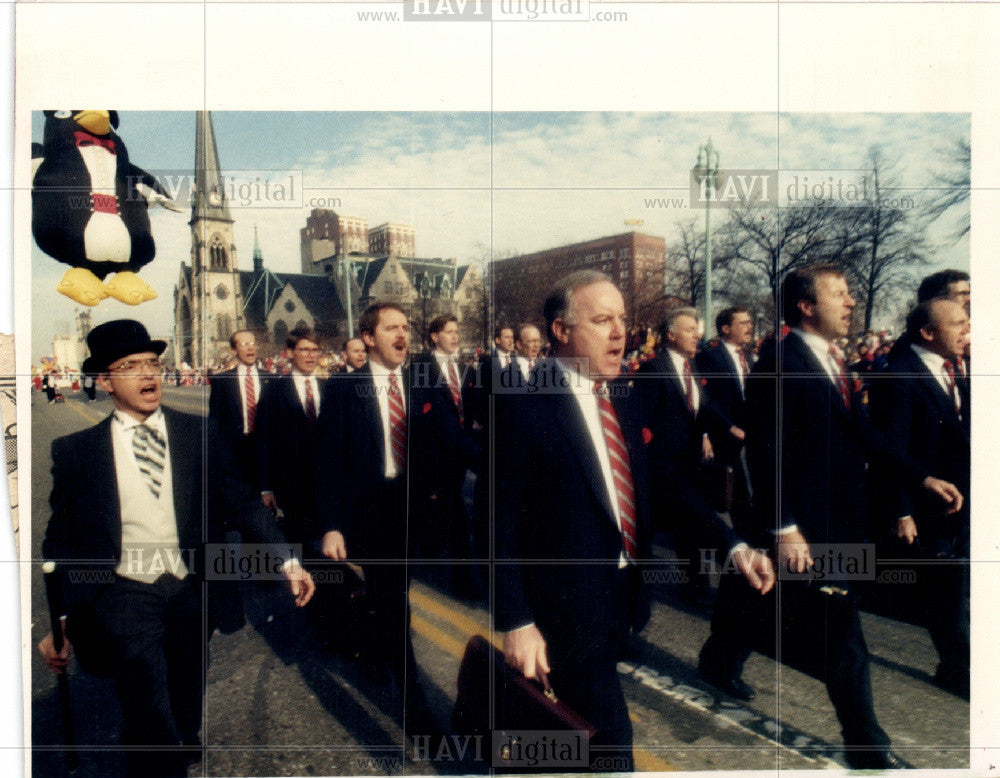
xmin=792 ymin=327 xmax=837 ymax=362
xmin=911 ymin=343 xmax=948 ymax=373
xmin=114 ymin=406 xmax=166 ymax=434
xmin=554 ymin=357 xmax=597 ymax=395
xmin=369 ymin=359 xmax=400 ymax=380
xmin=667 ymin=348 xmax=690 ymax=373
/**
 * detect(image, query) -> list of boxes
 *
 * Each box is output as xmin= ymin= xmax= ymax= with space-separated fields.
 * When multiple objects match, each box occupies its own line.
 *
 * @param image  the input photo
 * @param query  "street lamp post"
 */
xmin=340 ymin=254 xmax=354 ymax=337
xmin=694 ymin=139 xmax=720 ymax=335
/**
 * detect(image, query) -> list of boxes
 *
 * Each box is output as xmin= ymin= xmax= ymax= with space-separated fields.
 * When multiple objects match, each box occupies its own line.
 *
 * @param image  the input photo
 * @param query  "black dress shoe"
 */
xmin=845 ymin=748 xmax=912 ymax=769
xmin=699 ymin=666 xmax=756 ymax=701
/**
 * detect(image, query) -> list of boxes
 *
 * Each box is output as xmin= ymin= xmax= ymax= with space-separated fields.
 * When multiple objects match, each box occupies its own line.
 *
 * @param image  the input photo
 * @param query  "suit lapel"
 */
xmin=553 ymin=382 xmax=617 ymax=525
xmin=908 ymin=352 xmax=966 ymax=433
xmin=93 ymin=416 xmax=123 ymax=553
xmin=164 ymin=409 xmax=195 ymax=536
xmin=358 ymin=366 xmax=385 ymax=465
xmin=786 ymin=332 xmax=851 ymax=419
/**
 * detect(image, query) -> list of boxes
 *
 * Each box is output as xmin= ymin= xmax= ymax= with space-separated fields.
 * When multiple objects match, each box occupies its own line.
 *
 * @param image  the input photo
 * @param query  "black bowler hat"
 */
xmin=81 ymin=319 xmax=167 ymax=374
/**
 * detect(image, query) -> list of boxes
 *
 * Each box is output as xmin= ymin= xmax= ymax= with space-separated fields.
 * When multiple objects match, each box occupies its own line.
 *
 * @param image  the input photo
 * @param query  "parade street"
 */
xmin=30 ymin=387 xmax=969 ymax=776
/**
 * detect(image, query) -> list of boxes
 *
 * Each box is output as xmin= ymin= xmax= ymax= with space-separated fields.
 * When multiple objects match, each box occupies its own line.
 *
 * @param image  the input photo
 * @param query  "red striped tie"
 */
xmin=244 ymin=369 xmax=256 ymax=433
xmin=446 ymin=359 xmax=464 ymax=425
xmin=388 ymin=371 xmax=407 ymax=472
xmin=828 ymin=345 xmax=851 ymax=410
xmin=594 ymin=381 xmax=638 ymax=562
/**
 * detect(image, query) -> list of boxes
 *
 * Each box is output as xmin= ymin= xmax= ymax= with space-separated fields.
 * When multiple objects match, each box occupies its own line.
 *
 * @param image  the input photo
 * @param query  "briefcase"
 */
xmin=452 ymin=634 xmax=598 ymax=739
xmin=697 ymin=460 xmax=734 ymax=513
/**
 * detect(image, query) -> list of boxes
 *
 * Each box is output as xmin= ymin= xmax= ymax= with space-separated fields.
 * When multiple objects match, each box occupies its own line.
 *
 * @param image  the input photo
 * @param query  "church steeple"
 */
xmin=191 ymin=110 xmax=232 ymax=224
xmin=252 ymin=224 xmax=263 ymax=273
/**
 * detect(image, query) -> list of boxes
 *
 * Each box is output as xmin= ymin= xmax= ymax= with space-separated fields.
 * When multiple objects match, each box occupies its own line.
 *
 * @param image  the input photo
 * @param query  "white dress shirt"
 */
xmin=911 ymin=344 xmax=962 ymax=415
xmin=111 ymin=408 xmax=188 ymax=582
xmin=792 ymin=327 xmax=843 ymax=386
xmin=369 ymin=360 xmax=406 ymax=479
xmin=667 ymin=349 xmax=700 ymax=413
xmin=556 ymin=359 xmax=628 ymax=569
xmin=723 ymin=341 xmax=748 ymax=395
xmin=290 ymin=369 xmax=320 ymax=416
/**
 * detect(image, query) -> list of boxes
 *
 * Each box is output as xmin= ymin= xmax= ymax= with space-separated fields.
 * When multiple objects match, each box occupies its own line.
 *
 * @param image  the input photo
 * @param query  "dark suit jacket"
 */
xmin=746 ymin=330 xmax=927 ymax=547
xmin=208 ymin=365 xmax=271 ymax=482
xmin=409 ymin=353 xmax=479 ymax=498
xmin=255 ymin=373 xmax=325 ymax=542
xmin=696 ymin=343 xmax=749 ymax=464
xmin=636 ymin=350 xmax=733 ymax=476
xmin=868 ymin=346 xmax=969 ymax=555
xmin=493 ymin=363 xmax=739 ymax=668
xmin=315 ymin=364 xmax=434 ymax=560
xmin=42 ymin=408 xmax=286 ymax=673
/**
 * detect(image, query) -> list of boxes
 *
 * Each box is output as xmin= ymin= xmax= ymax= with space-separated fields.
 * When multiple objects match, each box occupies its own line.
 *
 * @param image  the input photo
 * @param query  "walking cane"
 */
xmin=42 ymin=561 xmax=77 ymax=773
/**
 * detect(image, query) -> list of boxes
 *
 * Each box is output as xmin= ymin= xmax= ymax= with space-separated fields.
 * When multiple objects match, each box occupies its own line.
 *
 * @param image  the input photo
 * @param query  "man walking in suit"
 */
xmin=409 ymin=314 xmax=479 ymax=597
xmin=256 ymin=326 xmax=324 ymax=546
xmin=637 ymin=308 xmax=744 ymax=596
xmin=496 ymin=272 xmax=774 ymax=770
xmin=695 ymin=307 xmax=760 ymax=699
xmin=209 ymin=329 xmax=269 ymax=483
xmin=870 ymin=299 xmax=971 ymax=698
xmin=748 ymin=265 xmax=963 ymax=769
xmin=316 ymin=302 xmax=435 ymax=732
xmin=38 ymin=319 xmax=314 ymax=778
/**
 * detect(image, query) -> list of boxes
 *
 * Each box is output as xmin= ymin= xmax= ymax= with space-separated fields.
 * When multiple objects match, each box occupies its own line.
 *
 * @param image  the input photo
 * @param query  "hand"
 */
xmin=776 ymin=529 xmax=813 ymax=574
xmin=283 ymin=561 xmax=315 ymax=607
xmin=701 ymin=434 xmax=715 ymax=461
xmin=897 ymin=516 xmax=918 ymax=544
xmin=922 ymin=476 xmax=964 ymax=515
xmin=503 ymin=624 xmax=550 ymax=681
xmin=321 ymin=530 xmax=347 ymax=561
xmin=261 ymin=492 xmax=278 ymax=512
xmin=731 ymin=546 xmax=775 ymax=595
xmin=729 ymin=425 xmax=745 ymax=441
xmin=38 ymin=620 xmax=71 ymax=674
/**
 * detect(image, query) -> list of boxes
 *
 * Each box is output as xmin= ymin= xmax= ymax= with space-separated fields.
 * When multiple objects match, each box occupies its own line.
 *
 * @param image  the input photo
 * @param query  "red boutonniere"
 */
xmin=642 ymin=427 xmax=654 ymax=445
xmin=700 ymin=377 xmax=708 ymax=387
xmin=422 ymin=402 xmax=432 ymax=415
xmin=852 ymin=376 xmax=864 ymax=394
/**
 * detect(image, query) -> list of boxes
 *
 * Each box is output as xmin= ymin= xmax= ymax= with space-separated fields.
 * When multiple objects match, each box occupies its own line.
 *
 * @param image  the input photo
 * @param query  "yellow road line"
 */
xmin=411 ymin=614 xmax=470 ymax=660
xmin=64 ymin=398 xmax=102 ymax=425
xmin=409 ymin=588 xmax=676 ymax=773
xmin=409 ymin=587 xmax=500 ymax=649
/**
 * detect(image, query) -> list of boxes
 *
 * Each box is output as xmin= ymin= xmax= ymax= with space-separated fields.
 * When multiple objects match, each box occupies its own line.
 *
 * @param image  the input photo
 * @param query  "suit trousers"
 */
xmin=777 ymin=581 xmax=890 ymax=755
xmin=93 ymin=573 xmax=205 ymax=778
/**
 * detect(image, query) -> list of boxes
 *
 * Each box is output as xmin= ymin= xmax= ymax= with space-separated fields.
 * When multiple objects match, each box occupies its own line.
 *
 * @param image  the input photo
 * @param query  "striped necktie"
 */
xmin=943 ymin=360 xmax=962 ymax=418
xmin=446 ymin=359 xmax=464 ymax=424
xmin=828 ymin=345 xmax=851 ymax=410
xmin=682 ymin=359 xmax=696 ymax=415
xmin=132 ymin=424 xmax=166 ymax=499
xmin=244 ymin=368 xmax=257 ymax=433
xmin=304 ymin=378 xmax=317 ymax=422
xmin=388 ymin=371 xmax=407 ymax=472
xmin=594 ymin=381 xmax=638 ymax=562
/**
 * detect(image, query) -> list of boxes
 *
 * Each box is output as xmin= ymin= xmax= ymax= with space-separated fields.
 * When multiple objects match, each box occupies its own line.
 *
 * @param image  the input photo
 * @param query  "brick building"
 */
xmin=490 ymin=231 xmax=668 ymax=330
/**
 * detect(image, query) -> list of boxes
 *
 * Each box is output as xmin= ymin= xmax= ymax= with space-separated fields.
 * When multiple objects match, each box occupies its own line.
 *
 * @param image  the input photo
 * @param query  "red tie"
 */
xmin=388 ymin=372 xmax=407 ymax=472
xmin=943 ymin=360 xmax=962 ymax=418
xmin=828 ymin=345 xmax=851 ymax=410
xmin=446 ymin=359 xmax=464 ymax=425
xmin=594 ymin=382 xmax=638 ymax=562
xmin=244 ymin=368 xmax=256 ymax=433
xmin=304 ymin=378 xmax=317 ymax=422
xmin=682 ymin=359 xmax=696 ymax=415
xmin=736 ymin=350 xmax=749 ymax=396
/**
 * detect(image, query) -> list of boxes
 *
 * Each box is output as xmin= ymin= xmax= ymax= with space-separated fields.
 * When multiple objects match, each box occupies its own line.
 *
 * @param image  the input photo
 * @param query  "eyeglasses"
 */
xmin=108 ymin=357 xmax=163 ymax=374
xmin=295 ymin=347 xmax=321 ymax=354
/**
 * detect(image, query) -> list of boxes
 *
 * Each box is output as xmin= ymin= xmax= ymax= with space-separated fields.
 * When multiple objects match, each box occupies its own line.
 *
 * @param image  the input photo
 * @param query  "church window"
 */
xmin=209 ymin=235 xmax=228 ymax=271
xmin=216 ymin=314 xmax=232 ymax=341
xmin=215 ymin=284 xmax=229 ymax=300
xmin=273 ymin=320 xmax=288 ymax=347
xmin=284 ymin=300 xmax=296 ymax=313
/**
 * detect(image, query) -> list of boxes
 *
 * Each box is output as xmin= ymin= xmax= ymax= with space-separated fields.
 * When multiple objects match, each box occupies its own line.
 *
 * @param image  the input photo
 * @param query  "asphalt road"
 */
xmin=29 ymin=385 xmax=969 ymax=775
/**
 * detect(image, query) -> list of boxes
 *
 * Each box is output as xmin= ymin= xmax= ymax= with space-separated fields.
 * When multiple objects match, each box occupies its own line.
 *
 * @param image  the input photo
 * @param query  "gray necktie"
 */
xmin=132 ymin=424 xmax=166 ymax=498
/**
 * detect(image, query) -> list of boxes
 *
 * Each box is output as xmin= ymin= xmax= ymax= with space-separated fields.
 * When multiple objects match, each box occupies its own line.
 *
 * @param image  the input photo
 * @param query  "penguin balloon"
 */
xmin=32 ymin=110 xmax=182 ymax=306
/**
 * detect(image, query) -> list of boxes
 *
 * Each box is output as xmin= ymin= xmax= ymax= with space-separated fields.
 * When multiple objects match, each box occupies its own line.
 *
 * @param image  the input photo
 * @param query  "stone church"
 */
xmin=173 ymin=111 xmax=485 ymax=366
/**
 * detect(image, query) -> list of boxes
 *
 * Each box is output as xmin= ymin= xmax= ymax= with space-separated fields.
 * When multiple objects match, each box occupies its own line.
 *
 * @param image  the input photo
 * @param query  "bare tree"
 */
xmin=922 ymin=136 xmax=970 ymax=243
xmin=847 ymin=147 xmax=930 ymax=332
xmin=663 ymin=219 xmax=706 ymax=309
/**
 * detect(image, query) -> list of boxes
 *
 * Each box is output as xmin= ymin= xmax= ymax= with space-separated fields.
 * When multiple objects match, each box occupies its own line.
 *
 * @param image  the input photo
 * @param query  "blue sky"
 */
xmin=31 ymin=111 xmax=969 ymax=361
